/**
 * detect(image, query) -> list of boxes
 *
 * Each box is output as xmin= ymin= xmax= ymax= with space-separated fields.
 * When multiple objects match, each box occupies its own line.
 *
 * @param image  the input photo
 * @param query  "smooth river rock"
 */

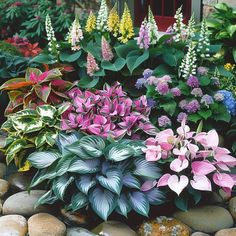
xmin=28 ymin=213 xmax=66 ymax=236
xmin=8 ymin=172 xmax=32 ymax=191
xmin=3 ymin=190 xmax=50 ymax=216
xmin=67 ymin=227 xmax=97 ymax=236
xmin=0 ymin=179 xmax=9 ymax=197
xmin=228 ymin=196 xmax=236 ymax=220
xmin=215 ymin=228 xmax=236 ymax=236
xmin=173 ymin=205 xmax=234 ymax=233
xmin=0 ymin=163 xmax=6 ymax=179
xmin=191 ymin=232 xmax=210 ymax=236
xmin=93 ymin=221 xmax=137 ymax=236
xmin=0 ymin=214 xmax=27 ymax=236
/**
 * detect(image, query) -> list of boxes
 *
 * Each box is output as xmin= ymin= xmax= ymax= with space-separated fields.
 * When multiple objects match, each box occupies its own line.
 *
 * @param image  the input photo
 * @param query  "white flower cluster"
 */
xmin=96 ymin=0 xmax=108 ymax=32
xmin=68 ymin=18 xmax=83 ymax=51
xmin=186 ymin=14 xmax=196 ymax=39
xmin=197 ymin=19 xmax=210 ymax=58
xmin=45 ymin=14 xmax=59 ymax=55
xmin=173 ymin=6 xmax=186 ymax=42
xmin=179 ymin=42 xmax=197 ymax=78
xmin=147 ymin=6 xmax=159 ymax=45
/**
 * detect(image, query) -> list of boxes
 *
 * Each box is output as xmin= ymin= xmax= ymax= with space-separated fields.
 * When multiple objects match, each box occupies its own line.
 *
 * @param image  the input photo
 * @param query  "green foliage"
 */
xmin=0 ymin=41 xmax=22 ymax=56
xmin=0 ymin=104 xmax=67 ymax=169
xmin=29 ymin=132 xmax=165 ymax=220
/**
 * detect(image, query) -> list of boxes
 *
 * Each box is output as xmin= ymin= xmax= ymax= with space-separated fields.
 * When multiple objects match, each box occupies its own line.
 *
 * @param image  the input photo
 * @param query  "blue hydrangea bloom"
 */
xmin=218 ymin=90 xmax=236 ymax=116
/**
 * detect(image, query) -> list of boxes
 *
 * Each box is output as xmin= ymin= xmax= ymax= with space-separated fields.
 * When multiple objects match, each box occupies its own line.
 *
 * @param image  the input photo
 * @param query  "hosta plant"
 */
xmin=0 ymin=67 xmax=72 ymax=115
xmin=28 ymin=132 xmax=165 ymax=220
xmin=61 ymin=82 xmax=157 ymax=139
xmin=0 ymin=104 xmax=69 ymax=170
xmin=142 ymin=120 xmax=236 ymax=210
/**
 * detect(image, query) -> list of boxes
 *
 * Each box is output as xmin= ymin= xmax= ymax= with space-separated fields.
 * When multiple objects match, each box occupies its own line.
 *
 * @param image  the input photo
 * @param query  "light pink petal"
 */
xmin=141 ymin=180 xmax=157 ymax=192
xmin=206 ymin=130 xmax=219 ymax=148
xmin=214 ymin=154 xmax=236 ymax=167
xmin=170 ymin=158 xmax=189 ymax=173
xmin=188 ymin=143 xmax=199 ymax=155
xmin=157 ymin=174 xmax=171 ymax=187
xmin=168 ymin=175 xmax=189 ymax=195
xmin=197 ymin=150 xmax=212 ymax=158
xmin=214 ymin=147 xmax=231 ymax=155
xmin=213 ymin=173 xmax=235 ymax=190
xmin=160 ymin=142 xmax=173 ymax=151
xmin=191 ymin=161 xmax=216 ymax=175
xmin=173 ymin=147 xmax=188 ymax=156
xmin=190 ymin=175 xmax=212 ymax=191
xmin=216 ymin=163 xmax=231 ymax=172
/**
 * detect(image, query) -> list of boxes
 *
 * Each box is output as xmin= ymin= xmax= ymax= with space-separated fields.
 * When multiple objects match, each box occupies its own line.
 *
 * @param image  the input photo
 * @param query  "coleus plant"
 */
xmin=0 ymin=67 xmax=72 ymax=115
xmin=27 ymin=132 xmax=165 ymax=220
xmin=61 ymin=82 xmax=157 ymax=139
xmin=0 ymin=104 xmax=69 ymax=170
xmin=141 ymin=120 xmax=236 ymax=210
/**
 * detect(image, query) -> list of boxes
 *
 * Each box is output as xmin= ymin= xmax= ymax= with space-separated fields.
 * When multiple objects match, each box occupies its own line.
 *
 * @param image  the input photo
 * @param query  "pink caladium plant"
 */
xmin=61 ymin=82 xmax=157 ymax=139
xmin=142 ymin=120 xmax=236 ymax=198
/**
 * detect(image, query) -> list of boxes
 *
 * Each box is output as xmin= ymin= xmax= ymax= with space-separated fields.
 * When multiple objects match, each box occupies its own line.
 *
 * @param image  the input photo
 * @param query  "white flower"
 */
xmin=147 ymin=6 xmax=159 ymax=45
xmin=96 ymin=0 xmax=108 ymax=32
xmin=173 ymin=6 xmax=187 ymax=42
xmin=68 ymin=18 xmax=83 ymax=51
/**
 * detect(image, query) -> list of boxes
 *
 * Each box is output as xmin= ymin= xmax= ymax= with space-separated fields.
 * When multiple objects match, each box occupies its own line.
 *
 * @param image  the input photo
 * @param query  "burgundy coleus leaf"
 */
xmin=51 ymin=79 xmax=69 ymax=90
xmin=34 ymin=84 xmax=51 ymax=103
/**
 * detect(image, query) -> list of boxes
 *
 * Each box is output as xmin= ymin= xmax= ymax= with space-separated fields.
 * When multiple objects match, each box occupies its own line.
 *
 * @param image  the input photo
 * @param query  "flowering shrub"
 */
xmin=142 ymin=120 xmax=236 ymax=210
xmin=0 ymin=68 xmax=72 ymax=115
xmin=27 ymin=132 xmax=164 ymax=220
xmin=61 ymin=82 xmax=157 ymax=139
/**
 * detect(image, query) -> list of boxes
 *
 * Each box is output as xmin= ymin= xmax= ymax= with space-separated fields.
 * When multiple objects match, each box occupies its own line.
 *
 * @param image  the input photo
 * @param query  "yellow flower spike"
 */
xmin=85 ymin=11 xmax=96 ymax=33
xmin=108 ymin=3 xmax=120 ymax=37
xmin=224 ymin=63 xmax=235 ymax=71
xmin=118 ymin=3 xmax=134 ymax=43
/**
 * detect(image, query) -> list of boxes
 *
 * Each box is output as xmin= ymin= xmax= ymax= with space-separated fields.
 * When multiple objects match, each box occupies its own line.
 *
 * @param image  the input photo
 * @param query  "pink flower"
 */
xmin=167 ymin=175 xmax=189 ymax=195
xmin=213 ymin=173 xmax=234 ymax=196
xmin=170 ymin=157 xmax=189 ymax=172
xmin=142 ymin=145 xmax=162 ymax=161
xmin=101 ymin=36 xmax=114 ymax=61
xmin=190 ymin=175 xmax=212 ymax=191
xmin=191 ymin=161 xmax=216 ymax=175
xmin=87 ymin=53 xmax=99 ymax=76
xmin=157 ymin=174 xmax=171 ymax=187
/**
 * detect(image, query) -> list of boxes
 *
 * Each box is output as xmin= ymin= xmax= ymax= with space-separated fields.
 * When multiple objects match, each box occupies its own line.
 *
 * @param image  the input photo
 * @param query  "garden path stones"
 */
xmin=8 ymin=172 xmax=32 ymax=192
xmin=2 ymin=190 xmax=51 ymax=216
xmin=0 ymin=214 xmax=27 ymax=236
xmin=67 ymin=227 xmax=97 ymax=236
xmin=28 ymin=213 xmax=66 ymax=236
xmin=92 ymin=221 xmax=137 ymax=236
xmin=138 ymin=216 xmax=190 ymax=236
xmin=173 ymin=205 xmax=234 ymax=233
xmin=215 ymin=228 xmax=236 ymax=236
xmin=0 ymin=179 xmax=9 ymax=197
xmin=191 ymin=232 xmax=210 ymax=236
xmin=0 ymin=163 xmax=6 ymax=179
xmin=228 ymin=196 xmax=236 ymax=220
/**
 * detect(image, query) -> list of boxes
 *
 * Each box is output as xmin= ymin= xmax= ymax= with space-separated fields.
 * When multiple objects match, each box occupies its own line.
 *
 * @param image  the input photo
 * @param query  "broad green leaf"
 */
xmin=115 ymin=42 xmax=139 ymax=58
xmin=105 ymin=143 xmax=134 ymax=162
xmin=119 ymin=140 xmax=146 ymax=157
xmin=160 ymin=101 xmax=177 ymax=116
xmin=35 ymin=190 xmax=58 ymax=208
xmin=123 ymin=173 xmax=141 ymax=189
xmin=128 ymin=191 xmax=150 ymax=217
xmin=34 ymin=84 xmax=51 ymax=103
xmin=97 ymin=168 xmax=123 ymax=195
xmin=116 ymin=194 xmax=131 ymax=217
xmin=79 ymin=135 xmax=105 ymax=158
xmin=11 ymin=109 xmax=37 ymax=118
xmin=89 ymin=188 xmax=117 ymax=220
xmin=68 ymin=159 xmax=100 ymax=174
xmin=35 ymin=132 xmax=47 ymax=148
xmin=36 ymin=105 xmax=57 ymax=119
xmin=77 ymin=76 xmax=99 ymax=89
xmin=65 ymin=142 xmax=94 ymax=159
xmin=75 ymin=175 xmax=97 ymax=194
xmin=198 ymin=110 xmax=212 ymax=120
xmin=233 ymin=48 xmax=236 ymax=63
xmin=213 ymin=104 xmax=231 ymax=122
xmin=28 ymin=151 xmax=60 ymax=169
xmin=188 ymin=114 xmax=202 ymax=123
xmin=59 ymin=51 xmax=82 ymax=62
xmin=69 ymin=192 xmax=88 ymax=211
xmin=146 ymin=188 xmax=166 ymax=205
xmin=12 ymin=117 xmax=43 ymax=133
xmin=30 ymin=54 xmax=56 ymax=64
xmin=199 ymin=76 xmax=211 ymax=86
xmin=52 ymin=175 xmax=74 ymax=200
xmin=101 ymin=58 xmax=126 ymax=71
xmin=175 ymin=195 xmax=189 ymax=211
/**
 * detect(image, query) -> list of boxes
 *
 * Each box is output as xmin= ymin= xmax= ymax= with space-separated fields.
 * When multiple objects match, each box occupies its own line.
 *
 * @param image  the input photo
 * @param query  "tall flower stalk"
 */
xmin=173 ymin=6 xmax=186 ymax=42
xmin=96 ymin=0 xmax=108 ymax=32
xmin=186 ymin=14 xmax=196 ymax=39
xmin=118 ymin=3 xmax=134 ymax=43
xmin=87 ymin=53 xmax=99 ymax=76
xmin=108 ymin=3 xmax=120 ymax=37
xmin=137 ymin=18 xmax=150 ymax=49
xmin=101 ymin=36 xmax=114 ymax=61
xmin=85 ymin=11 xmax=96 ymax=33
xmin=68 ymin=18 xmax=83 ymax=51
xmin=147 ymin=6 xmax=159 ymax=45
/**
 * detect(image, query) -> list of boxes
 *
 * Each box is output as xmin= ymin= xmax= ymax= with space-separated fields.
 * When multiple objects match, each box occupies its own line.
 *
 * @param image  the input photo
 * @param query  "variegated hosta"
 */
xmin=28 ymin=132 xmax=165 ymax=220
xmin=1 ymin=104 xmax=69 ymax=170
xmin=0 ymin=67 xmax=72 ymax=116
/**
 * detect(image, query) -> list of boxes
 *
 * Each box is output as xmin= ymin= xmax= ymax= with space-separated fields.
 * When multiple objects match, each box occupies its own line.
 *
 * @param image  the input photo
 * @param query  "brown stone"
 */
xmin=191 ymin=232 xmax=210 ymax=236
xmin=215 ymin=228 xmax=236 ymax=236
xmin=8 ymin=172 xmax=32 ymax=191
xmin=28 ymin=213 xmax=66 ymax=236
xmin=228 ymin=197 xmax=236 ymax=220
xmin=0 ymin=179 xmax=9 ymax=197
xmin=0 ymin=163 xmax=6 ymax=179
xmin=138 ymin=216 xmax=190 ymax=236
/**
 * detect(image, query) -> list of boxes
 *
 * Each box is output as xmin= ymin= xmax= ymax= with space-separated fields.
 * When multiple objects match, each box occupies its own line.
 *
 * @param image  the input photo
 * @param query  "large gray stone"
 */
xmin=67 ymin=227 xmax=97 ymax=236
xmin=0 ymin=163 xmax=6 ymax=179
xmin=0 ymin=214 xmax=27 ymax=236
xmin=28 ymin=213 xmax=66 ymax=236
xmin=8 ymin=172 xmax=32 ymax=191
xmin=93 ymin=221 xmax=137 ymax=236
xmin=191 ymin=232 xmax=210 ymax=236
xmin=228 ymin=196 xmax=236 ymax=220
xmin=173 ymin=205 xmax=234 ymax=233
xmin=215 ymin=228 xmax=236 ymax=236
xmin=3 ymin=190 xmax=51 ymax=216
xmin=0 ymin=179 xmax=9 ymax=197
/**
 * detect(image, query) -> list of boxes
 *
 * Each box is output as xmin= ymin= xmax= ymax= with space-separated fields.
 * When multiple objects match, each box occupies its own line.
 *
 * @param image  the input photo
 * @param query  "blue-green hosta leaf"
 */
xmin=70 ymin=192 xmax=88 ymax=211
xmin=52 ymin=175 xmax=75 ymax=200
xmin=79 ymin=135 xmax=105 ymax=157
xmin=12 ymin=117 xmax=43 ymax=133
xmin=119 ymin=140 xmax=146 ymax=157
xmin=28 ymin=151 xmax=61 ymax=169
xmin=35 ymin=190 xmax=58 ymax=208
xmin=89 ymin=188 xmax=117 ymax=220
xmin=55 ymin=154 xmax=75 ymax=175
xmin=145 ymin=188 xmax=166 ymax=205
xmin=65 ymin=142 xmax=94 ymax=159
xmin=68 ymin=159 xmax=100 ymax=174
xmin=116 ymin=193 xmax=132 ymax=218
xmin=128 ymin=191 xmax=150 ymax=217
xmin=105 ymin=143 xmax=134 ymax=162
xmin=97 ymin=168 xmax=123 ymax=195
xmin=134 ymin=158 xmax=161 ymax=180
xmin=36 ymin=105 xmax=57 ymax=119
xmin=75 ymin=175 xmax=97 ymax=194
xmin=123 ymin=173 xmax=141 ymax=189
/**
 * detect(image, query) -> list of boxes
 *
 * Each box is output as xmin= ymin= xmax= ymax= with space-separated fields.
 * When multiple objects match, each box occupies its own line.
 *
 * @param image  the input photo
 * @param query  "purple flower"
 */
xmin=135 ymin=78 xmax=147 ymax=89
xmin=201 ymin=94 xmax=214 ymax=107
xmin=197 ymin=67 xmax=208 ymax=76
xmin=171 ymin=87 xmax=181 ymax=97
xmin=179 ymin=99 xmax=188 ymax=109
xmin=211 ymin=77 xmax=220 ymax=86
xmin=177 ymin=112 xmax=188 ymax=123
xmin=156 ymin=82 xmax=169 ymax=95
xmin=137 ymin=19 xmax=150 ymax=49
xmin=191 ymin=88 xmax=203 ymax=97
xmin=185 ymin=99 xmax=200 ymax=113
xmin=158 ymin=115 xmax=171 ymax=127
xmin=214 ymin=93 xmax=224 ymax=101
xmin=147 ymin=98 xmax=156 ymax=108
xmin=143 ymin=69 xmax=153 ymax=79
xmin=187 ymin=76 xmax=199 ymax=88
